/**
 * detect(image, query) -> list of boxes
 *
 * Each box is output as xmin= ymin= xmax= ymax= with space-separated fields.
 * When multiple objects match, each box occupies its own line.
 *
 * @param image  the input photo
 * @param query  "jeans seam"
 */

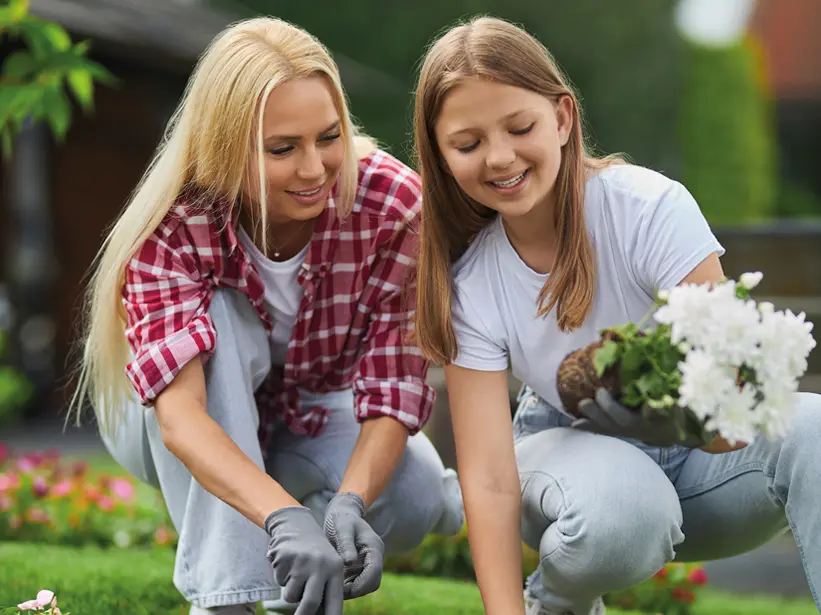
xmin=189 ymin=587 xmax=280 ymax=608
xmin=676 ymin=461 xmax=766 ymax=500
xmin=786 ymin=504 xmax=820 ymax=608
xmin=521 ymin=470 xmax=573 ymax=559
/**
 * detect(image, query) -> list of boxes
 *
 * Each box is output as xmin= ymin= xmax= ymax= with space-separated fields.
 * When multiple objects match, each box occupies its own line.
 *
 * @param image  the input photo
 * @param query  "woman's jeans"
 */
xmin=100 ymin=289 xmax=463 ymax=609
xmin=513 ymin=384 xmax=821 ymax=615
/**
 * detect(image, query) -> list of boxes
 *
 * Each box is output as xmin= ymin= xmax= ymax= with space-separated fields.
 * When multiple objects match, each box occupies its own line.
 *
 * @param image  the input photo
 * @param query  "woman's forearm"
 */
xmin=160 ymin=404 xmax=300 ymax=526
xmin=338 ymin=415 xmax=409 ymax=508
xmin=154 ymin=360 xmax=300 ymax=527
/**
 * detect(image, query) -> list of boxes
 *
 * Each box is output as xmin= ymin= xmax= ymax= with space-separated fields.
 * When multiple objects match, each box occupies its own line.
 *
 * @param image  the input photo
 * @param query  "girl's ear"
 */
xmin=556 ymin=94 xmax=574 ymax=147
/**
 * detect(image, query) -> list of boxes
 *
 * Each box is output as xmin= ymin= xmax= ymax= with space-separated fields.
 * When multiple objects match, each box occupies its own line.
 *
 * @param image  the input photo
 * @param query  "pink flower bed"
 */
xmin=0 ymin=443 xmax=176 ymax=549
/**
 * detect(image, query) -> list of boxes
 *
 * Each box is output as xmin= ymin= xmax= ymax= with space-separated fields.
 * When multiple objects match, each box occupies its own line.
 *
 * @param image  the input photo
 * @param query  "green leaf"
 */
xmin=619 ymin=344 xmax=647 ymax=378
xmin=38 ymin=19 xmax=71 ymax=51
xmin=0 ymin=0 xmax=29 ymax=28
xmin=42 ymin=85 xmax=71 ymax=141
xmin=1 ymin=50 xmax=37 ymax=81
xmin=67 ymin=69 xmax=94 ymax=111
xmin=16 ymin=16 xmax=55 ymax=57
xmin=593 ymin=340 xmax=620 ymax=376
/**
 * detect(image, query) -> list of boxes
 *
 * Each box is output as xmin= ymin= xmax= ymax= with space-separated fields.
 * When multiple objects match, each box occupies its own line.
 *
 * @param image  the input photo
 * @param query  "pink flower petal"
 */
xmin=109 ymin=477 xmax=135 ymax=501
xmin=17 ymin=599 xmax=39 ymax=610
xmin=49 ymin=479 xmax=73 ymax=498
xmin=36 ymin=589 xmax=55 ymax=606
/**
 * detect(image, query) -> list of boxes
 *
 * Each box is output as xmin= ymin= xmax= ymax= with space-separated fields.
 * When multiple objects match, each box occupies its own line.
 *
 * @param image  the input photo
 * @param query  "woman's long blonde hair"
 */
xmin=413 ymin=16 xmax=623 ymax=365
xmin=70 ymin=17 xmax=374 ymax=435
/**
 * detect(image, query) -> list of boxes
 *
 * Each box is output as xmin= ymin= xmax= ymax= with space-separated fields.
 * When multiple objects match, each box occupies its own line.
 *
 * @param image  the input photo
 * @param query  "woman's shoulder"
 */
xmin=354 ymin=149 xmax=422 ymax=224
xmin=131 ymin=185 xmax=229 ymax=268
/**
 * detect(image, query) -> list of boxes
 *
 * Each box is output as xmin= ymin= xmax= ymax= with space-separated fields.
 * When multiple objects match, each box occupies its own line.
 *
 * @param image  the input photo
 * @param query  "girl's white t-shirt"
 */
xmin=450 ymin=164 xmax=725 ymax=414
xmin=237 ymin=226 xmax=309 ymax=365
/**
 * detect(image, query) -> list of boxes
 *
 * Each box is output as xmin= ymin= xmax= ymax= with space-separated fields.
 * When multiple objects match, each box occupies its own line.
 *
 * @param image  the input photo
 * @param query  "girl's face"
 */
xmin=434 ymin=77 xmax=573 ymax=219
xmin=243 ymin=75 xmax=346 ymax=224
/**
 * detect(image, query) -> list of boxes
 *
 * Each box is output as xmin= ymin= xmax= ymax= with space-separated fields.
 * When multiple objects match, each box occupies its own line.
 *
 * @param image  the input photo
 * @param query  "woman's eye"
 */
xmin=456 ymin=141 xmax=479 ymax=154
xmin=510 ymin=122 xmax=535 ymax=136
xmin=320 ymin=133 xmax=341 ymax=143
xmin=269 ymin=145 xmax=294 ymax=156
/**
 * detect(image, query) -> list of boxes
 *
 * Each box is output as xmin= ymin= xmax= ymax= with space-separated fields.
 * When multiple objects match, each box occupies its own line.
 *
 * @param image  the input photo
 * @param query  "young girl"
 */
xmin=413 ymin=16 xmax=821 ymax=615
xmin=70 ymin=17 xmax=462 ymax=615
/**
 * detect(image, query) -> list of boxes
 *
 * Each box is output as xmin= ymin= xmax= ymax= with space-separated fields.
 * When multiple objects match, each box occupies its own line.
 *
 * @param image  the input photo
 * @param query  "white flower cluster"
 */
xmin=654 ymin=272 xmax=816 ymax=444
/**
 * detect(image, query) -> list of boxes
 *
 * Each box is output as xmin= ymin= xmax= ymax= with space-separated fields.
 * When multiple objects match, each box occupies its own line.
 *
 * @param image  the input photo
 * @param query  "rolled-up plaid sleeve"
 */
xmin=353 ymin=212 xmax=434 ymax=434
xmin=123 ymin=219 xmax=217 ymax=406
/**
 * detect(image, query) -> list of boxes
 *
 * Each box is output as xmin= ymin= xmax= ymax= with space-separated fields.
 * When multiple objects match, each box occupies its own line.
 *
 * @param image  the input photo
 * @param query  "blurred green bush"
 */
xmin=0 ymin=331 xmax=31 ymax=426
xmin=679 ymin=37 xmax=778 ymax=225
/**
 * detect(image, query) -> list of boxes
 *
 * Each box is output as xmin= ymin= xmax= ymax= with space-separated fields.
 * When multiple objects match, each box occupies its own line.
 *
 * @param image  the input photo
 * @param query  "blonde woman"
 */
xmin=71 ymin=17 xmax=462 ymax=615
xmin=412 ymin=16 xmax=821 ymax=615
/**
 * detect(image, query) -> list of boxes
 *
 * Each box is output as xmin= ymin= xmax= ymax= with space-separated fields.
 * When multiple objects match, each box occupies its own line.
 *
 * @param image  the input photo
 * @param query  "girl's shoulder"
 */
xmin=585 ymin=163 xmax=694 ymax=232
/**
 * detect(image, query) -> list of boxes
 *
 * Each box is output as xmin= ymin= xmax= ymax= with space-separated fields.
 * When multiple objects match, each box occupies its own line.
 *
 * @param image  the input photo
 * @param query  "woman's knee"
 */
xmin=100 ymin=403 xmax=159 ymax=487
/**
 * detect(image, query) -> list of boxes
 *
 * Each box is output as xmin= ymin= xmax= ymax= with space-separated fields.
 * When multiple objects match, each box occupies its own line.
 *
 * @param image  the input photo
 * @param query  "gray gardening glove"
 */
xmin=572 ymin=388 xmax=713 ymax=448
xmin=264 ymin=506 xmax=344 ymax=615
xmin=323 ymin=492 xmax=384 ymax=599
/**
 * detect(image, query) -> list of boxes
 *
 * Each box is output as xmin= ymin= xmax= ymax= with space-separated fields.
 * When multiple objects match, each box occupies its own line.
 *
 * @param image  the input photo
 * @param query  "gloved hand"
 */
xmin=323 ymin=492 xmax=384 ymax=599
xmin=572 ymin=388 xmax=714 ymax=448
xmin=264 ymin=506 xmax=344 ymax=615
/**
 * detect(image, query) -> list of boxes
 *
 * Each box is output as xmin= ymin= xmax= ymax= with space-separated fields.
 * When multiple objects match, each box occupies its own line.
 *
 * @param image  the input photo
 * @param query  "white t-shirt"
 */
xmin=451 ymin=164 xmax=725 ymax=414
xmin=237 ymin=227 xmax=309 ymax=365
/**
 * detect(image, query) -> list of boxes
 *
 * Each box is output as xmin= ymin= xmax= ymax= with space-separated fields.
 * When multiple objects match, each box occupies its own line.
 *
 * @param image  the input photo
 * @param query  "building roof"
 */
xmin=28 ymin=0 xmax=404 ymax=94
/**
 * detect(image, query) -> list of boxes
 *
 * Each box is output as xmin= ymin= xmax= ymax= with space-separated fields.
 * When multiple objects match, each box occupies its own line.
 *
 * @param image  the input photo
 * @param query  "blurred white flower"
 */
xmin=678 ymin=349 xmax=736 ymax=419
xmin=739 ymin=271 xmax=763 ymax=290
xmin=113 ymin=530 xmax=132 ymax=548
xmin=705 ymin=384 xmax=758 ymax=445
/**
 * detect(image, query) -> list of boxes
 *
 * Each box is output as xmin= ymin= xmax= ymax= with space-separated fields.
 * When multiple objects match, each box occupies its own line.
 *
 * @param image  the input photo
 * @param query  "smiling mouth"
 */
xmin=487 ymin=169 xmax=529 ymax=188
xmin=287 ymin=186 xmax=323 ymax=196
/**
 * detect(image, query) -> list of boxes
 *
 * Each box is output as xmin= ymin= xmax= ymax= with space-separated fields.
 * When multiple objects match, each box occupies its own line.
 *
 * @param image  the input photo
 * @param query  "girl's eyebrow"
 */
xmin=447 ymin=109 xmax=532 ymax=137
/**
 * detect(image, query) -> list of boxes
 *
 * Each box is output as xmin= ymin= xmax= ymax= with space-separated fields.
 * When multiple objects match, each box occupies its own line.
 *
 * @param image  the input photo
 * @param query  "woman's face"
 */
xmin=244 ymin=75 xmax=346 ymax=224
xmin=434 ymin=77 xmax=573 ymax=219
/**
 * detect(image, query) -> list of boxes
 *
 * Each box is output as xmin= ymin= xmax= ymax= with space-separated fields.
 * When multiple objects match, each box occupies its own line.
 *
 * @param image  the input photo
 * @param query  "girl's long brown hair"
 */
xmin=413 ymin=16 xmax=622 ymax=365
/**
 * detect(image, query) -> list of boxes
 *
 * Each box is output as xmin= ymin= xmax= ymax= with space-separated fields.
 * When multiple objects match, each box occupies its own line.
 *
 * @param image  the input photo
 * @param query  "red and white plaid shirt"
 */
xmin=122 ymin=150 xmax=433 ymax=450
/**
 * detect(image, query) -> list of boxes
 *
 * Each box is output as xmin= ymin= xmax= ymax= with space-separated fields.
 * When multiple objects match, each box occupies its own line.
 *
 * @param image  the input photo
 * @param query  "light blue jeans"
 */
xmin=101 ymin=289 xmax=463 ymax=609
xmin=513 ymin=385 xmax=821 ymax=615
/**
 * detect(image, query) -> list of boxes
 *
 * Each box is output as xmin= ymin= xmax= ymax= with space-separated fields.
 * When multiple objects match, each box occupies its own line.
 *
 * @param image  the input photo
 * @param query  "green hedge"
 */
xmin=680 ymin=37 xmax=778 ymax=225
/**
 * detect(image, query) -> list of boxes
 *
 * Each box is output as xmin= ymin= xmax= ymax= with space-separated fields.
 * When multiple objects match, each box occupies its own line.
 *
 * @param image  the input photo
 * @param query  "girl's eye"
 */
xmin=510 ymin=122 xmax=535 ymax=136
xmin=320 ymin=133 xmax=341 ymax=143
xmin=456 ymin=142 xmax=479 ymax=154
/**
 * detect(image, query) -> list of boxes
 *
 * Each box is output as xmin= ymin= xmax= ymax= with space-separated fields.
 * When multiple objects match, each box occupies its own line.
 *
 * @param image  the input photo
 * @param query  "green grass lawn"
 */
xmin=0 ymin=542 xmax=816 ymax=615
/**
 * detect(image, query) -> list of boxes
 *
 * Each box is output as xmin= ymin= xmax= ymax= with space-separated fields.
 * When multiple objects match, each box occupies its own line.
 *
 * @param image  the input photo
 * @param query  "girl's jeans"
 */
xmin=513 ymin=384 xmax=821 ymax=614
xmin=101 ymin=289 xmax=463 ymax=609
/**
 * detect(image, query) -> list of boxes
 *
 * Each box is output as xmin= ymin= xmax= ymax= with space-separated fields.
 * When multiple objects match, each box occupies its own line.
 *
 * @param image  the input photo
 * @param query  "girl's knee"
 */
xmin=522 ymin=468 xmax=684 ymax=596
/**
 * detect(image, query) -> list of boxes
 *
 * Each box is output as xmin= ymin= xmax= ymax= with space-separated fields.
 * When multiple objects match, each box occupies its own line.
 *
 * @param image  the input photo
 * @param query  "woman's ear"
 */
xmin=556 ymin=94 xmax=574 ymax=147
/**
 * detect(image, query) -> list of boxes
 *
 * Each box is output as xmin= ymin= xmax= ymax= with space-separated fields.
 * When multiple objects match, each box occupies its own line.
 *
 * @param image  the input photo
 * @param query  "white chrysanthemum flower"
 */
xmin=705 ymin=384 xmax=758 ymax=445
xmin=678 ymin=349 xmax=736 ymax=419
xmin=654 ymin=283 xmax=715 ymax=345
xmin=757 ymin=309 xmax=816 ymax=380
xmin=702 ymin=297 xmax=762 ymax=365
xmin=739 ymin=271 xmax=763 ymax=290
